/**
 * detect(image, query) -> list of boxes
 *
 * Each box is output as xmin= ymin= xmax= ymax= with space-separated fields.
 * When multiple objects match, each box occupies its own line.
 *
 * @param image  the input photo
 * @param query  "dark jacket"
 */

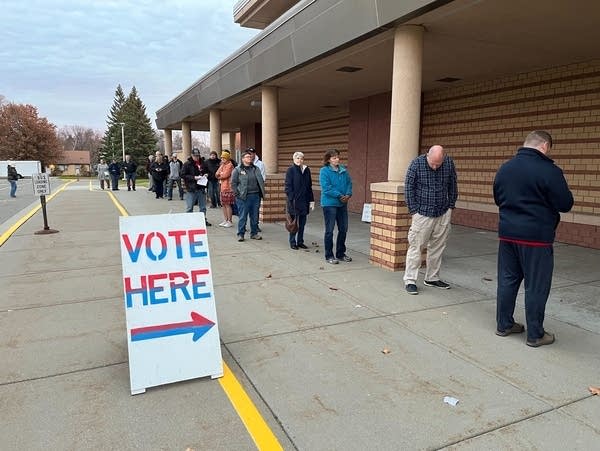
xmin=493 ymin=147 xmax=573 ymax=244
xmin=108 ymin=162 xmax=121 ymax=177
xmin=7 ymin=165 xmax=19 ymax=181
xmin=285 ymin=164 xmax=314 ymax=216
xmin=181 ymin=157 xmax=208 ymax=192
xmin=205 ymin=156 xmax=221 ymax=181
xmin=231 ymin=164 xmax=265 ymax=201
xmin=150 ymin=160 xmax=169 ymax=182
xmin=123 ymin=160 xmax=138 ymax=175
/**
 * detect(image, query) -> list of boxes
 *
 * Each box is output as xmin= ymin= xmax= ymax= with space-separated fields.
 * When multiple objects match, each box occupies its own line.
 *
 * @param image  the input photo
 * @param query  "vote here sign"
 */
xmin=119 ymin=213 xmax=223 ymax=395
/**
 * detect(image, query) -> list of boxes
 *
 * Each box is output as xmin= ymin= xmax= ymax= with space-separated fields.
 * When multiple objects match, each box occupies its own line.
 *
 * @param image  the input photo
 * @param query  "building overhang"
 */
xmin=234 ymin=0 xmax=300 ymax=29
xmin=156 ymin=0 xmax=600 ymax=132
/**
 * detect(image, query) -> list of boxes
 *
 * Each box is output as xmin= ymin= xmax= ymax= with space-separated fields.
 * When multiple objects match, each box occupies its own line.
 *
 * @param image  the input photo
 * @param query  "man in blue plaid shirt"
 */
xmin=403 ymin=145 xmax=458 ymax=295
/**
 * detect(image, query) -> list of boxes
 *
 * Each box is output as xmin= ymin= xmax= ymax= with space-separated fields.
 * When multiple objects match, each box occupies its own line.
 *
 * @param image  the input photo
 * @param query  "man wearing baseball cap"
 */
xmin=181 ymin=148 xmax=211 ymax=226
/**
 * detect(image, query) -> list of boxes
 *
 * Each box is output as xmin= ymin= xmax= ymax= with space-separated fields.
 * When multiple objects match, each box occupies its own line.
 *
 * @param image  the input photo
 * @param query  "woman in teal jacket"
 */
xmin=319 ymin=149 xmax=353 ymax=264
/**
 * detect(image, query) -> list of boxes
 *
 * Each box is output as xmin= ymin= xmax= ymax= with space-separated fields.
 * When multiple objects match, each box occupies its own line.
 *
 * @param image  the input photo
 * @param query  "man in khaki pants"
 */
xmin=403 ymin=145 xmax=458 ymax=295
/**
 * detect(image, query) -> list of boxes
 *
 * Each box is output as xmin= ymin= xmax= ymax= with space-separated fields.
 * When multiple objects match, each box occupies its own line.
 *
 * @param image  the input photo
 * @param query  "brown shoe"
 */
xmin=495 ymin=322 xmax=525 ymax=337
xmin=526 ymin=332 xmax=555 ymax=348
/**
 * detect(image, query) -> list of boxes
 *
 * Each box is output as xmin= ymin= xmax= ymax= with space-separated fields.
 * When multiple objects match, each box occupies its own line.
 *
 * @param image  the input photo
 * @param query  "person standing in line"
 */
xmin=108 ymin=159 xmax=121 ymax=191
xmin=285 ymin=151 xmax=314 ymax=250
xmin=319 ymin=149 xmax=352 ymax=264
xmin=403 ymin=145 xmax=458 ymax=295
xmin=150 ymin=154 xmax=169 ymax=199
xmin=205 ymin=150 xmax=222 ymax=208
xmin=97 ymin=159 xmax=109 ymax=190
xmin=215 ymin=150 xmax=235 ymax=227
xmin=231 ymin=150 xmax=265 ymax=241
xmin=493 ymin=131 xmax=573 ymax=347
xmin=146 ymin=155 xmax=155 ymax=192
xmin=123 ymin=154 xmax=138 ymax=191
xmin=167 ymin=153 xmax=184 ymax=201
xmin=7 ymin=164 xmax=20 ymax=198
xmin=181 ymin=148 xmax=212 ymax=226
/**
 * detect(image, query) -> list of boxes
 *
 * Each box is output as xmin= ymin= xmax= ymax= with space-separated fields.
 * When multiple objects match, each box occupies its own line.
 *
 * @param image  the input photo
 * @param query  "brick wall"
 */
xmin=422 ymin=59 xmax=600 ymax=248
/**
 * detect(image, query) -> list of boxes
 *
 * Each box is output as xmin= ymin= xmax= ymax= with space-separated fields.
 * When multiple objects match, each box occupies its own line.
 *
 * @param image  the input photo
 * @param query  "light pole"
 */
xmin=119 ymin=122 xmax=126 ymax=180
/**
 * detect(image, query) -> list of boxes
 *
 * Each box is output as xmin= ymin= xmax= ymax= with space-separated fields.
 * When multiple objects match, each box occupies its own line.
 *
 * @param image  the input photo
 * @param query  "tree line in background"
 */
xmin=0 ymin=90 xmax=211 ymax=173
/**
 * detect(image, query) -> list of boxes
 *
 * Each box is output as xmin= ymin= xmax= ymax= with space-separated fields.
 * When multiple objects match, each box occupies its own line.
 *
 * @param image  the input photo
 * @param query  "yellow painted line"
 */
xmin=219 ymin=362 xmax=283 ymax=451
xmin=0 ymin=180 xmax=73 ymax=246
xmin=107 ymin=191 xmax=129 ymax=217
xmin=108 ymin=190 xmax=280 ymax=450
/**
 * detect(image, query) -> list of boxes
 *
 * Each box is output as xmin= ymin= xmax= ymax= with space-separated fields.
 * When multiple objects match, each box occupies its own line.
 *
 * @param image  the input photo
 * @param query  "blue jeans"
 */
xmin=289 ymin=214 xmax=307 ymax=246
xmin=322 ymin=205 xmax=348 ymax=260
xmin=167 ymin=178 xmax=183 ymax=199
xmin=9 ymin=180 xmax=17 ymax=197
xmin=208 ymin=179 xmax=220 ymax=207
xmin=496 ymin=241 xmax=553 ymax=341
xmin=237 ymin=193 xmax=261 ymax=237
xmin=126 ymin=173 xmax=136 ymax=190
xmin=185 ymin=189 xmax=207 ymax=214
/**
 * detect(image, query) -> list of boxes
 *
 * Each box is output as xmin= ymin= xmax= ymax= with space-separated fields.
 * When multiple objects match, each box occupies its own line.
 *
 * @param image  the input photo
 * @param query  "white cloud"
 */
xmin=0 ymin=0 xmax=258 ymax=130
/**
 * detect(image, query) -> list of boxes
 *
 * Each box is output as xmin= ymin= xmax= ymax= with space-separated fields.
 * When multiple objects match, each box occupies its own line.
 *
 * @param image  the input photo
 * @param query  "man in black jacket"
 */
xmin=181 ymin=148 xmax=211 ymax=226
xmin=123 ymin=154 xmax=138 ymax=191
xmin=493 ymin=131 xmax=573 ymax=347
xmin=205 ymin=150 xmax=221 ymax=208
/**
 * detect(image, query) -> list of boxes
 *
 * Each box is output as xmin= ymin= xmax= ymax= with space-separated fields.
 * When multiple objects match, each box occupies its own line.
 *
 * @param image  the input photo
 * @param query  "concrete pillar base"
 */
xmin=369 ymin=182 xmax=411 ymax=271
xmin=260 ymin=173 xmax=286 ymax=223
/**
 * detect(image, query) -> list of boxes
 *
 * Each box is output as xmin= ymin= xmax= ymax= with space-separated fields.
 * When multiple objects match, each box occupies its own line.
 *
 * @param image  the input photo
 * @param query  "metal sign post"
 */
xmin=32 ymin=170 xmax=59 ymax=235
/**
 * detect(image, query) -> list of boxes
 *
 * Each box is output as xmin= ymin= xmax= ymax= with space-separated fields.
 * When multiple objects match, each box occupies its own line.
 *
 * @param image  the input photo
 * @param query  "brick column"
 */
xmin=260 ymin=173 xmax=286 ymax=223
xmin=369 ymin=182 xmax=411 ymax=270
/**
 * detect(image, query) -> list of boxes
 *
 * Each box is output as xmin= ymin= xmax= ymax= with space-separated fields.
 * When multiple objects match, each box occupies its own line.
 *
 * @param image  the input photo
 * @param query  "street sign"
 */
xmin=119 ymin=213 xmax=223 ymax=395
xmin=32 ymin=173 xmax=51 ymax=196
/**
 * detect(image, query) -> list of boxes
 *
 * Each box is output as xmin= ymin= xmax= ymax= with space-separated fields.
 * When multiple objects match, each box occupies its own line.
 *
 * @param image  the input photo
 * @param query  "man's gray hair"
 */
xmin=524 ymin=130 xmax=553 ymax=149
xmin=293 ymin=151 xmax=304 ymax=159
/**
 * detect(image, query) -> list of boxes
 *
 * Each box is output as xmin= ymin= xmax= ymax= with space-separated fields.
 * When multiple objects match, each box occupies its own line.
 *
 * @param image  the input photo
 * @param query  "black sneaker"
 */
xmin=338 ymin=254 xmax=352 ymax=262
xmin=423 ymin=280 xmax=450 ymax=289
xmin=237 ymin=235 xmax=245 ymax=242
xmin=297 ymin=243 xmax=308 ymax=249
xmin=405 ymin=284 xmax=418 ymax=295
xmin=206 ymin=221 xmax=212 ymax=226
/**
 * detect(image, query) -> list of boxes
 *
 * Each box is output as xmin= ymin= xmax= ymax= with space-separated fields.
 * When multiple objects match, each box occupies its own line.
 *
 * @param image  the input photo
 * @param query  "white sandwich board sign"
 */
xmin=119 ymin=213 xmax=223 ymax=395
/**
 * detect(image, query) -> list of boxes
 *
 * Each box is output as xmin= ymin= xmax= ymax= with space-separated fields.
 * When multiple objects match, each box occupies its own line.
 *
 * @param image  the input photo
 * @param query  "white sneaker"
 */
xmin=223 ymin=221 xmax=233 ymax=228
xmin=218 ymin=221 xmax=227 ymax=227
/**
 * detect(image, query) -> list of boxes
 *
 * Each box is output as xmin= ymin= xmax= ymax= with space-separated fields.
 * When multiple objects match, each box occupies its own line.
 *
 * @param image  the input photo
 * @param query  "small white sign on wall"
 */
xmin=119 ymin=213 xmax=223 ymax=395
xmin=361 ymin=203 xmax=372 ymax=223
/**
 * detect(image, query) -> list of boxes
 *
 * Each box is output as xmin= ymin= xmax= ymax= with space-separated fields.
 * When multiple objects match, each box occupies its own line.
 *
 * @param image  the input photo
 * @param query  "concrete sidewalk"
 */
xmin=1 ymin=179 xmax=599 ymax=450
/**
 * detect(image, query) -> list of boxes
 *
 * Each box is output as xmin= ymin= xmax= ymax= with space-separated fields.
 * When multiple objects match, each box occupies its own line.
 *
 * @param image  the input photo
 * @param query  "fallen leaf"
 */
xmin=589 ymin=386 xmax=600 ymax=395
xmin=315 ymin=249 xmax=319 ymax=253
xmin=482 ymin=277 xmax=493 ymax=281
xmin=265 ymin=273 xmax=272 ymax=279
xmin=319 ymin=266 xmax=324 ymax=270
xmin=329 ymin=286 xmax=338 ymax=291
xmin=381 ymin=348 xmax=391 ymax=354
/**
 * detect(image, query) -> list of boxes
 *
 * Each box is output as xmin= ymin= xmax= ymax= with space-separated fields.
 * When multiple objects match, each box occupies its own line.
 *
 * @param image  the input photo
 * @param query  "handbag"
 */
xmin=285 ymin=212 xmax=298 ymax=233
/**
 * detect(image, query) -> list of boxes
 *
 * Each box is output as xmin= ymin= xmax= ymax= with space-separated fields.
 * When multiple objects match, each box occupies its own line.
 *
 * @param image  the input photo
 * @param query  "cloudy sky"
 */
xmin=1 ymin=0 xmax=259 ymax=131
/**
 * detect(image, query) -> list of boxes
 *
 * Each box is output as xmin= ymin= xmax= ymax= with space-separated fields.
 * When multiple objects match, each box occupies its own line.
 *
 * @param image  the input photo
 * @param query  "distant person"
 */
xmin=319 ymin=149 xmax=352 ymax=264
xmin=285 ymin=151 xmax=314 ymax=250
xmin=108 ymin=159 xmax=121 ymax=191
xmin=97 ymin=159 xmax=109 ymax=190
xmin=146 ymin=155 xmax=155 ymax=191
xmin=167 ymin=153 xmax=184 ymax=201
xmin=215 ymin=150 xmax=235 ymax=227
xmin=150 ymin=154 xmax=169 ymax=199
xmin=205 ymin=150 xmax=221 ymax=208
xmin=403 ymin=145 xmax=457 ymax=295
xmin=493 ymin=131 xmax=574 ymax=347
xmin=75 ymin=167 xmax=81 ymax=180
xmin=123 ymin=154 xmax=138 ymax=191
xmin=181 ymin=148 xmax=211 ymax=226
xmin=7 ymin=163 xmax=20 ymax=198
xmin=232 ymin=149 xmax=265 ymax=241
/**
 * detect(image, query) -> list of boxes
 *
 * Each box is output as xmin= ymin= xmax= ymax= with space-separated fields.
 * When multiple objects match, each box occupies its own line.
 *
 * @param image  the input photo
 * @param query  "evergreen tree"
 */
xmin=100 ymin=85 xmax=127 ymax=161
xmin=121 ymin=86 xmax=158 ymax=165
